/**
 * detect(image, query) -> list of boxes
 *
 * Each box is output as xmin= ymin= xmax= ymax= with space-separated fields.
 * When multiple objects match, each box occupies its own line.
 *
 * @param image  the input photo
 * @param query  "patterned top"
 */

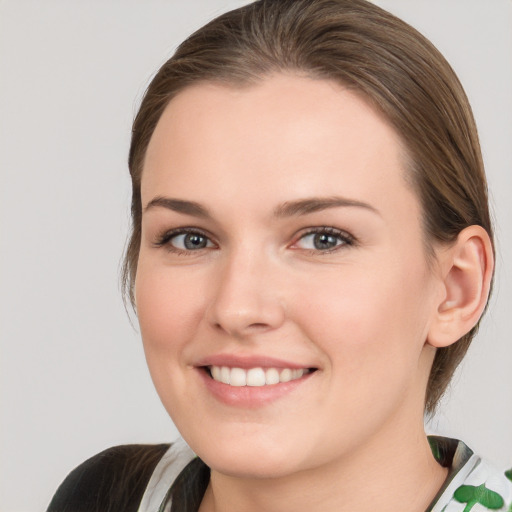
xmin=137 ymin=436 xmax=512 ymax=512
xmin=427 ymin=437 xmax=512 ymax=512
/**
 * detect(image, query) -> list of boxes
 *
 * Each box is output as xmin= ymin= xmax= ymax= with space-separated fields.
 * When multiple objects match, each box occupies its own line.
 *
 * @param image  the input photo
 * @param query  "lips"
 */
xmin=194 ymin=354 xmax=318 ymax=405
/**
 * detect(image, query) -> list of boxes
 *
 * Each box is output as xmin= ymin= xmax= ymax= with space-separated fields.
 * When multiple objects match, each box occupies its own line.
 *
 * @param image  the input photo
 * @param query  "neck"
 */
xmin=198 ymin=417 xmax=447 ymax=512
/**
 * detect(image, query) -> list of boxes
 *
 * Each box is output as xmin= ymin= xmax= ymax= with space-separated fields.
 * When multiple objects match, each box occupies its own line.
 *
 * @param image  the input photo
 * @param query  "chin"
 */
xmin=206 ymin=451 xmax=304 ymax=480
xmin=183 ymin=427 xmax=311 ymax=479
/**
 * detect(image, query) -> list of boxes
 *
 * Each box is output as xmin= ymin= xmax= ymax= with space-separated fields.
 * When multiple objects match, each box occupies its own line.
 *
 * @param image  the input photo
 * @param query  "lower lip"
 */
xmin=197 ymin=368 xmax=315 ymax=408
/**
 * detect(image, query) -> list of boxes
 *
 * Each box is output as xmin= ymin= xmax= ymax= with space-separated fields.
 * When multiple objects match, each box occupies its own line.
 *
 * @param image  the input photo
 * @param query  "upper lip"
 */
xmin=194 ymin=354 xmax=317 ymax=370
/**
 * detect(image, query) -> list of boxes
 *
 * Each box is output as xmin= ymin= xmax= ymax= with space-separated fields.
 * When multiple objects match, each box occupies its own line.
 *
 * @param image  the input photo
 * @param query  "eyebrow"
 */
xmin=273 ymin=196 xmax=380 ymax=217
xmin=144 ymin=197 xmax=211 ymax=218
xmin=143 ymin=195 xmax=379 ymax=218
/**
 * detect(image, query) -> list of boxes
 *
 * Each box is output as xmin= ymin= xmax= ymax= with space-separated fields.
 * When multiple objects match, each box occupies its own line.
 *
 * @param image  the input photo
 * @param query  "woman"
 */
xmin=47 ymin=0 xmax=510 ymax=511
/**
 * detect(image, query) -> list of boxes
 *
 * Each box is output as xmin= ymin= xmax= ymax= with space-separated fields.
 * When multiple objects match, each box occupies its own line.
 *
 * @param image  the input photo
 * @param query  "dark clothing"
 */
xmin=46 ymin=444 xmax=169 ymax=512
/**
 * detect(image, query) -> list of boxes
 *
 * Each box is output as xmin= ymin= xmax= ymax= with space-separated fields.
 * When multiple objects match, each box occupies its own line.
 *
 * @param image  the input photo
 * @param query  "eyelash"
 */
xmin=291 ymin=227 xmax=356 ymax=254
xmin=153 ymin=226 xmax=356 ymax=255
xmin=153 ymin=228 xmax=217 ymax=255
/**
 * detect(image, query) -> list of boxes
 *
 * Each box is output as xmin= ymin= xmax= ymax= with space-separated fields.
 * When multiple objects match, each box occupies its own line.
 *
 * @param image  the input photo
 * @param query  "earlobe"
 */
xmin=427 ymin=225 xmax=494 ymax=348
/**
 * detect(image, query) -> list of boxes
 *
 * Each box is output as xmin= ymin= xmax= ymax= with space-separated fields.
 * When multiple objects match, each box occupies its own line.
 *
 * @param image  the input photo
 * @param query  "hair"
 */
xmin=122 ymin=0 xmax=494 ymax=415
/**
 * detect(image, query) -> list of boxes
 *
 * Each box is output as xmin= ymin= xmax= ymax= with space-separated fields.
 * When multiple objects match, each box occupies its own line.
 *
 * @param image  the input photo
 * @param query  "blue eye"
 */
xmin=155 ymin=229 xmax=215 ymax=252
xmin=170 ymin=232 xmax=214 ymax=250
xmin=295 ymin=229 xmax=353 ymax=251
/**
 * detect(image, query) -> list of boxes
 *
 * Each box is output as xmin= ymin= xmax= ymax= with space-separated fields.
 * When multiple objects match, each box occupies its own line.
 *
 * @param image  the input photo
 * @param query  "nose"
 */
xmin=206 ymin=248 xmax=286 ymax=338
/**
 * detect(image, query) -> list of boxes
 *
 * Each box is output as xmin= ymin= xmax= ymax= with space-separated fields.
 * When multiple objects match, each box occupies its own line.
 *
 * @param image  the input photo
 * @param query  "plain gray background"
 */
xmin=1 ymin=1 xmax=511 ymax=511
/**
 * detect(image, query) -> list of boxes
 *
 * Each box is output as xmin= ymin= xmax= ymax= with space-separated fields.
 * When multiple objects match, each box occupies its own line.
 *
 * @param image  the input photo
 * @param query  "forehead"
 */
xmin=142 ymin=74 xmax=417 ymax=220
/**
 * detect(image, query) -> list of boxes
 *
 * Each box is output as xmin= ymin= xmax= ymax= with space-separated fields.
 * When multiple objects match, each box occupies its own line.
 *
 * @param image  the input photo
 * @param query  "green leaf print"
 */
xmin=454 ymin=483 xmax=504 ymax=512
xmin=504 ymin=469 xmax=512 ymax=511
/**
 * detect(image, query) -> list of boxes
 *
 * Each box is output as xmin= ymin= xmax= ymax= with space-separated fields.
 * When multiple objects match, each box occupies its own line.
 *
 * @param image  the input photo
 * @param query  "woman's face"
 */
xmin=136 ymin=75 xmax=443 ymax=477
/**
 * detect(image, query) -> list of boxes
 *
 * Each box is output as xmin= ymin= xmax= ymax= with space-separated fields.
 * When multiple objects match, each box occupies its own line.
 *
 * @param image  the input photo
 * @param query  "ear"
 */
xmin=427 ymin=225 xmax=494 ymax=348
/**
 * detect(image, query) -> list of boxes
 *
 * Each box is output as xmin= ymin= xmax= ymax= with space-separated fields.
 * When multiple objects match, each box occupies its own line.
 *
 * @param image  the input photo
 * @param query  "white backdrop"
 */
xmin=1 ymin=1 xmax=511 ymax=511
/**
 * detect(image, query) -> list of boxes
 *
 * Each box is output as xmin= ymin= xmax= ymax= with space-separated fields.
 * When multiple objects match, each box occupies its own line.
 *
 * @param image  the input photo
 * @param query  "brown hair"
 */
xmin=122 ymin=0 xmax=494 ymax=413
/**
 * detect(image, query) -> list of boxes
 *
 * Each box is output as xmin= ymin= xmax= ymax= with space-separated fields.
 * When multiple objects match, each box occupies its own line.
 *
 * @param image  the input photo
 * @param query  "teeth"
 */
xmin=247 ymin=368 xmax=266 ymax=387
xmin=280 ymin=368 xmax=292 ymax=382
xmin=211 ymin=366 xmax=222 ymax=381
xmin=230 ymin=367 xmax=246 ymax=387
xmin=209 ymin=366 xmax=310 ymax=387
xmin=265 ymin=368 xmax=280 ymax=385
xmin=220 ymin=366 xmax=230 ymax=384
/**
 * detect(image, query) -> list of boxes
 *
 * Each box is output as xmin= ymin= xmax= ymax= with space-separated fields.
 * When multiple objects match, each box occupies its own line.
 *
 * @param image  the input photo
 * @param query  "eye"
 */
xmin=171 ymin=232 xmax=214 ymax=250
xmin=294 ymin=228 xmax=354 ymax=252
xmin=155 ymin=229 xmax=215 ymax=252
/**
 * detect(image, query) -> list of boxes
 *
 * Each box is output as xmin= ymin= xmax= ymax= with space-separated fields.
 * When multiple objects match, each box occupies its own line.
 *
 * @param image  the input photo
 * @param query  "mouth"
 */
xmin=204 ymin=365 xmax=317 ymax=387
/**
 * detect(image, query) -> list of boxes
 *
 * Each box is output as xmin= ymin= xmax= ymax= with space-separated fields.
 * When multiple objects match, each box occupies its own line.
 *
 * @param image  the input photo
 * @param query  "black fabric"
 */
xmin=428 ymin=435 xmax=460 ymax=468
xmin=46 ymin=443 xmax=170 ymax=512
xmin=168 ymin=458 xmax=210 ymax=512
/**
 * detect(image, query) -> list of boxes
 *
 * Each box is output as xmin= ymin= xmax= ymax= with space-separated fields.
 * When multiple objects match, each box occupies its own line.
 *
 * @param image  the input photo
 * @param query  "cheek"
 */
xmin=134 ymin=262 xmax=209 ymax=421
xmin=291 ymin=257 xmax=434 ymax=375
xmin=291 ymin=261 xmax=435 ymax=445
xmin=135 ymin=262 xmax=205 ymax=359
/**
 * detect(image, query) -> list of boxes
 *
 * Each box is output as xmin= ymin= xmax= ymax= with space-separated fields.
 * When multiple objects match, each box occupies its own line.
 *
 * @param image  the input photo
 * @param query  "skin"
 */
xmin=136 ymin=75 xmax=452 ymax=512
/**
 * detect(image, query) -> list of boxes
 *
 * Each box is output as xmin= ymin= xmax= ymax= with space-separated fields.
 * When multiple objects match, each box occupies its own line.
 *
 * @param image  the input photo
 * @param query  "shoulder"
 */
xmin=46 ymin=443 xmax=170 ymax=512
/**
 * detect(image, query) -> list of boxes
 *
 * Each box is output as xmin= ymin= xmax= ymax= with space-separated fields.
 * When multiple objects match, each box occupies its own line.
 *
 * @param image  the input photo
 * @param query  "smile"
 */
xmin=208 ymin=366 xmax=314 ymax=387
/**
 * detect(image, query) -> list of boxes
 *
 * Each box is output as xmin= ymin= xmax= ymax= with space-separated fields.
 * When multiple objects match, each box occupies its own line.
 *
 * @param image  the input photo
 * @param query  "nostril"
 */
xmin=248 ymin=322 xmax=271 ymax=329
